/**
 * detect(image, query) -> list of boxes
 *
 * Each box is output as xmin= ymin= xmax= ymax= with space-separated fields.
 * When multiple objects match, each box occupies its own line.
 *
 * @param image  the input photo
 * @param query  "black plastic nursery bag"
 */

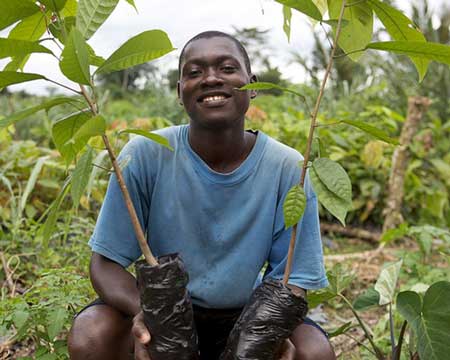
xmin=135 ymin=253 xmax=199 ymax=360
xmin=219 ymin=278 xmax=308 ymax=360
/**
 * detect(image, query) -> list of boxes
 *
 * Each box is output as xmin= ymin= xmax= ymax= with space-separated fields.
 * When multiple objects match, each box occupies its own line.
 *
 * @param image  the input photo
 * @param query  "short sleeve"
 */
xmin=264 ymin=170 xmax=329 ymax=290
xmin=88 ymin=137 xmax=152 ymax=268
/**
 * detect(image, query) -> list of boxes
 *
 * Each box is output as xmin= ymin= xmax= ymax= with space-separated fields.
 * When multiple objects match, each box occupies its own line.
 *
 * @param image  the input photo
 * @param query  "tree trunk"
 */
xmin=382 ymin=96 xmax=431 ymax=232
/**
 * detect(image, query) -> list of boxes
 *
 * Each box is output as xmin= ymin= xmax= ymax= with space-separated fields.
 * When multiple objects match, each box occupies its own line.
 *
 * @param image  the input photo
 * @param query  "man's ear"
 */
xmin=177 ymin=81 xmax=183 ymax=105
xmin=249 ymin=74 xmax=257 ymax=99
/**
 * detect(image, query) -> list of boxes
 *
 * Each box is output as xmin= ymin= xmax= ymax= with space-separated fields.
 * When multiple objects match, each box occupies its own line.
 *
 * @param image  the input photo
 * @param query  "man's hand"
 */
xmin=132 ymin=311 xmax=152 ymax=360
xmin=278 ymin=339 xmax=296 ymax=360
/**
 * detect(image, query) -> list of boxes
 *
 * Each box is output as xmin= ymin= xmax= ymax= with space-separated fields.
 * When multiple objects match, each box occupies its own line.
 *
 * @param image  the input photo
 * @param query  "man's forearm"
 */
xmin=90 ymin=252 xmax=141 ymax=316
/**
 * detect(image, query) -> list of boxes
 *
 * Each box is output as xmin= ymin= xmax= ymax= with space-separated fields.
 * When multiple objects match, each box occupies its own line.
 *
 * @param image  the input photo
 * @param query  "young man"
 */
xmin=68 ymin=31 xmax=335 ymax=360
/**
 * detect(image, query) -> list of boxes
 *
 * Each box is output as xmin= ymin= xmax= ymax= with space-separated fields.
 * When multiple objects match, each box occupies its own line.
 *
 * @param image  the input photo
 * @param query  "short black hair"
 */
xmin=178 ymin=31 xmax=252 ymax=77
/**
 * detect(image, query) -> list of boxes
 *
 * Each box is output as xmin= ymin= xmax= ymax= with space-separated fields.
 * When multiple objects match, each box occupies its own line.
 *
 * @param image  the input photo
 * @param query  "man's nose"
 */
xmin=201 ymin=69 xmax=223 ymax=87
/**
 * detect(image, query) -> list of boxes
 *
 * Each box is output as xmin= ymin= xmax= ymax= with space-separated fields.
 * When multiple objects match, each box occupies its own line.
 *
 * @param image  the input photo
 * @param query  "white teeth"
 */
xmin=203 ymin=95 xmax=226 ymax=102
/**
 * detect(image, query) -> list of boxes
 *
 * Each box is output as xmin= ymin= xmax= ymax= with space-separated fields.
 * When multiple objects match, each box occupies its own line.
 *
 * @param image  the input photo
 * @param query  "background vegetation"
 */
xmin=1 ymin=1 xmax=450 ymax=359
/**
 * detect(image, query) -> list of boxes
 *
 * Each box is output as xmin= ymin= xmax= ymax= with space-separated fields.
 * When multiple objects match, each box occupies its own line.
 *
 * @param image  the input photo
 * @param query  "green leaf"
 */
xmin=353 ymin=287 xmax=380 ymax=311
xmin=397 ymin=281 xmax=450 ymax=360
xmin=49 ymin=16 xmax=76 ymax=45
xmin=60 ymin=28 xmax=91 ymax=85
xmin=380 ymin=222 xmax=409 ymax=244
xmin=366 ymin=41 xmax=450 ymax=66
xmin=71 ymin=114 xmax=106 ymax=142
xmin=0 ymin=0 xmax=40 ymax=31
xmin=47 ymin=307 xmax=68 ymax=341
xmin=328 ymin=264 xmax=354 ymax=295
xmin=71 ymin=147 xmax=94 ymax=208
xmin=367 ymin=0 xmax=429 ymax=81
xmin=61 ymin=0 xmax=78 ymax=17
xmin=42 ymin=176 xmax=71 ymax=247
xmin=119 ymin=129 xmax=174 ymax=151
xmin=307 ymin=288 xmax=337 ymax=308
xmin=20 ymin=156 xmax=50 ymax=215
xmin=374 ymin=259 xmax=402 ymax=305
xmin=283 ymin=185 xmax=307 ymax=228
xmin=282 ymin=6 xmax=292 ymax=43
xmin=96 ymin=30 xmax=175 ymax=75
xmin=52 ymin=111 xmax=93 ymax=165
xmin=329 ymin=0 xmax=373 ymax=61
xmin=40 ymin=0 xmax=68 ymax=11
xmin=7 ymin=11 xmax=49 ymax=71
xmin=76 ymin=0 xmax=120 ymax=39
xmin=124 ymin=0 xmax=137 ymax=11
xmin=0 ymin=71 xmax=45 ymax=91
xmin=87 ymin=43 xmax=106 ymax=67
xmin=13 ymin=310 xmax=29 ymax=330
xmin=239 ymin=82 xmax=306 ymax=101
xmin=327 ymin=322 xmax=353 ymax=338
xmin=0 ymin=97 xmax=82 ymax=128
xmin=310 ymin=166 xmax=350 ymax=226
xmin=0 ymin=38 xmax=52 ymax=59
xmin=275 ymin=0 xmax=322 ymax=21
xmin=312 ymin=158 xmax=352 ymax=204
xmin=341 ymin=119 xmax=399 ymax=144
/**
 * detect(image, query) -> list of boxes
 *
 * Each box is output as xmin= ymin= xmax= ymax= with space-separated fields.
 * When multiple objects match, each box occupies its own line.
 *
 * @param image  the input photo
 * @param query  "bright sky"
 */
xmin=0 ymin=0 xmax=446 ymax=95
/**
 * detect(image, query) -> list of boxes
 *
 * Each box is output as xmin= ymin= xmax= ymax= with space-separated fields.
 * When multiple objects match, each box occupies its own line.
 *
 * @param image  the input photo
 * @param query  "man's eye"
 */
xmin=222 ymin=65 xmax=236 ymax=73
xmin=188 ymin=69 xmax=201 ymax=77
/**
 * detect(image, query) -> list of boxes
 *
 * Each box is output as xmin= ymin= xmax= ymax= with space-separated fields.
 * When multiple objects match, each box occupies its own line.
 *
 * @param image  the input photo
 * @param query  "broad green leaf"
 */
xmin=0 ymin=71 xmax=45 ymax=91
xmin=397 ymin=282 xmax=450 ymax=360
xmin=312 ymin=158 xmax=352 ymax=204
xmin=374 ymin=259 xmax=402 ymax=305
xmin=47 ymin=308 xmax=68 ymax=341
xmin=329 ymin=0 xmax=373 ymax=61
xmin=71 ymin=147 xmax=94 ymax=208
xmin=7 ymin=11 xmax=49 ymax=71
xmin=61 ymin=0 xmax=78 ymax=17
xmin=328 ymin=322 xmax=353 ymax=338
xmin=87 ymin=43 xmax=106 ymax=67
xmin=366 ymin=41 xmax=450 ymax=66
xmin=327 ymin=264 xmax=354 ymax=294
xmin=40 ymin=0 xmax=68 ymax=11
xmin=49 ymin=16 xmax=76 ymax=45
xmin=307 ymin=288 xmax=337 ymax=308
xmin=0 ymin=38 xmax=52 ymax=59
xmin=275 ymin=0 xmax=322 ymax=21
xmin=353 ymin=287 xmax=380 ymax=311
xmin=239 ymin=82 xmax=306 ymax=100
xmin=430 ymin=158 xmax=450 ymax=187
xmin=312 ymin=0 xmax=327 ymax=15
xmin=310 ymin=167 xmax=350 ymax=226
xmin=367 ymin=0 xmax=429 ymax=81
xmin=0 ymin=97 xmax=82 ymax=128
xmin=42 ymin=176 xmax=71 ymax=247
xmin=52 ymin=111 xmax=93 ymax=165
xmin=119 ymin=129 xmax=174 ymax=151
xmin=341 ymin=119 xmax=399 ymax=144
xmin=380 ymin=222 xmax=409 ymax=244
xmin=283 ymin=185 xmax=306 ymax=228
xmin=72 ymin=114 xmax=106 ymax=141
xmin=96 ymin=30 xmax=175 ymax=75
xmin=20 ymin=156 xmax=50 ymax=215
xmin=60 ymin=28 xmax=91 ymax=85
xmin=13 ymin=310 xmax=29 ymax=330
xmin=282 ymin=6 xmax=292 ymax=43
xmin=0 ymin=0 xmax=39 ymax=31
xmin=76 ymin=0 xmax=120 ymax=39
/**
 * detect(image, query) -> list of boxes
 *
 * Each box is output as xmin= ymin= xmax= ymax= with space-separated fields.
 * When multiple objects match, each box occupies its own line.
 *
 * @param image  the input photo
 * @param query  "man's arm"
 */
xmin=90 ymin=252 xmax=141 ymax=316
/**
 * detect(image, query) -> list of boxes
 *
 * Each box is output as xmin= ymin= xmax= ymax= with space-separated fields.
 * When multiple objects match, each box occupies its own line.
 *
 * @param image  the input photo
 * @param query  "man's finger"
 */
xmin=132 ymin=312 xmax=151 ymax=345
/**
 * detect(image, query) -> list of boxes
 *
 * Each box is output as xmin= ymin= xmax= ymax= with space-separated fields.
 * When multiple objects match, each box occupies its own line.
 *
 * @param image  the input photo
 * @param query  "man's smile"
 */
xmin=197 ymin=91 xmax=232 ymax=107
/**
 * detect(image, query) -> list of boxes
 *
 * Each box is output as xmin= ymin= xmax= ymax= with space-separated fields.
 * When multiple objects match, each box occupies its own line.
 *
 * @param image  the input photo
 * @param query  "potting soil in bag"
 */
xmin=135 ymin=253 xmax=199 ymax=360
xmin=219 ymin=278 xmax=308 ymax=360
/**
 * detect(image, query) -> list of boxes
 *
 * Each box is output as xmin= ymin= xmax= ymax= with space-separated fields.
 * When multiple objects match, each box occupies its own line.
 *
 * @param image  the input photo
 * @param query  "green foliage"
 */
xmin=352 ymin=287 xmax=380 ymax=311
xmin=0 ymin=71 xmax=45 ymax=91
xmin=71 ymin=147 xmax=94 ymax=208
xmin=0 ymin=38 xmax=52 ymax=59
xmin=275 ymin=0 xmax=322 ymax=21
xmin=0 ymin=0 xmax=39 ymax=31
xmin=76 ymin=0 xmax=119 ymax=39
xmin=340 ymin=119 xmax=399 ymax=144
xmin=397 ymin=281 xmax=450 ymax=360
xmin=283 ymin=185 xmax=306 ymax=228
xmin=59 ymin=29 xmax=91 ymax=85
xmin=96 ymin=30 xmax=175 ymax=75
xmin=119 ymin=129 xmax=174 ymax=151
xmin=374 ymin=259 xmax=402 ymax=305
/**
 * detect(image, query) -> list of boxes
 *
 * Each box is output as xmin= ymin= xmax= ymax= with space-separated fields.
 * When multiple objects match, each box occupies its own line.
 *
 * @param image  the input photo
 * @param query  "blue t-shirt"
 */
xmin=89 ymin=125 xmax=328 ymax=308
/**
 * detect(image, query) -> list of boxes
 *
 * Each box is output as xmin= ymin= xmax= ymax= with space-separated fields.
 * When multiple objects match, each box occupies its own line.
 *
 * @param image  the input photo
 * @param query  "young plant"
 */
xmin=242 ymin=0 xmax=450 ymax=283
xmin=0 ymin=0 xmax=175 ymax=265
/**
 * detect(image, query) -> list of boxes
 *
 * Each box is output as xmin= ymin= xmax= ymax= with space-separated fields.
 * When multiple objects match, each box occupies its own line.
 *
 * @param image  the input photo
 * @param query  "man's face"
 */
xmin=178 ymin=37 xmax=255 ymax=130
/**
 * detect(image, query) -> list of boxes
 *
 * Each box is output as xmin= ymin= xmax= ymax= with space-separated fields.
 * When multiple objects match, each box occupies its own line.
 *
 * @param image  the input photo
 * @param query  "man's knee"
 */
xmin=68 ymin=305 xmax=132 ymax=360
xmin=291 ymin=322 xmax=336 ymax=360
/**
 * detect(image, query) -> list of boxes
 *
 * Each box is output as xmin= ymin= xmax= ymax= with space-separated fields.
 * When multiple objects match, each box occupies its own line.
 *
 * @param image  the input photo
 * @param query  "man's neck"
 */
xmin=188 ymin=125 xmax=256 ymax=174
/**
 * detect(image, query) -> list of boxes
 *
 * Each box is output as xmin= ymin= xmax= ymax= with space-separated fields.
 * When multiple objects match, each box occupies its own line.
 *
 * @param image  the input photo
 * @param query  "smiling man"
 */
xmin=68 ymin=31 xmax=335 ymax=360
